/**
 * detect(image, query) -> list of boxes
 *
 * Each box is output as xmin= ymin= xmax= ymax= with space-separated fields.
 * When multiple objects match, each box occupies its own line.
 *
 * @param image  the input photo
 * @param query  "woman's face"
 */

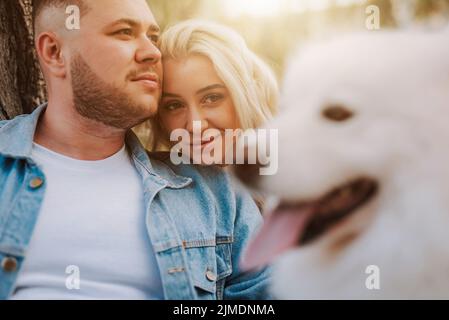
xmin=159 ymin=54 xmax=240 ymax=164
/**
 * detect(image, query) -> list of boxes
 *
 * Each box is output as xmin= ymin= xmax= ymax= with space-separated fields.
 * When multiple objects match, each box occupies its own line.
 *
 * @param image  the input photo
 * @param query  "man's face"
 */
xmin=69 ymin=0 xmax=162 ymax=129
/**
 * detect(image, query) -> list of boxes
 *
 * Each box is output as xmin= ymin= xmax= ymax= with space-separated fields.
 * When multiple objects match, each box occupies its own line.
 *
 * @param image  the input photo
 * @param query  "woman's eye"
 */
xmin=202 ymin=94 xmax=223 ymax=105
xmin=163 ymin=101 xmax=183 ymax=111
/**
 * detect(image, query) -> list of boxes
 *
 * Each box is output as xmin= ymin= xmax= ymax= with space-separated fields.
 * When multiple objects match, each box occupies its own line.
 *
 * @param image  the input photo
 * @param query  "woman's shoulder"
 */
xmin=146 ymin=151 xmax=261 ymax=208
xmin=146 ymin=151 xmax=230 ymax=183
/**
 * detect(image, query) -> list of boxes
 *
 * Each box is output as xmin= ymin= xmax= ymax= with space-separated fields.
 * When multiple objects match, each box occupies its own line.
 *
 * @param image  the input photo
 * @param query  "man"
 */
xmin=0 ymin=0 xmax=271 ymax=299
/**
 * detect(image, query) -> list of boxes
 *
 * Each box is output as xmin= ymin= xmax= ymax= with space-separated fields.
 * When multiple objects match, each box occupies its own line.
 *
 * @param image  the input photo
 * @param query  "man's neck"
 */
xmin=34 ymin=101 xmax=127 ymax=161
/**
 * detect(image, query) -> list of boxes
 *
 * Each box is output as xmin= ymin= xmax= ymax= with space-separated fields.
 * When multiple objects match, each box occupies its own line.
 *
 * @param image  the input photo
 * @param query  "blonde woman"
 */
xmin=150 ymin=19 xmax=278 ymax=165
xmin=142 ymin=20 xmax=279 ymax=300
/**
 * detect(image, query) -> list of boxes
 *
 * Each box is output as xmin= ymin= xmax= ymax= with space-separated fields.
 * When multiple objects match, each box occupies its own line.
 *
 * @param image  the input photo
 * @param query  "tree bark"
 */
xmin=0 ymin=0 xmax=45 ymax=120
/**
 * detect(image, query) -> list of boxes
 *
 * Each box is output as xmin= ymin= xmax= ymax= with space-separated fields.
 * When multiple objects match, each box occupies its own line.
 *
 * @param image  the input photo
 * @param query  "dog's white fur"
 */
xmin=257 ymin=30 xmax=449 ymax=299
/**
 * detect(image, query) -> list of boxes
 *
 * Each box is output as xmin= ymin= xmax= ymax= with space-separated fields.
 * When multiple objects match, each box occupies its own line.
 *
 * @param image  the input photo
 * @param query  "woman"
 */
xmin=144 ymin=20 xmax=279 ymax=300
xmin=150 ymin=19 xmax=278 ymax=165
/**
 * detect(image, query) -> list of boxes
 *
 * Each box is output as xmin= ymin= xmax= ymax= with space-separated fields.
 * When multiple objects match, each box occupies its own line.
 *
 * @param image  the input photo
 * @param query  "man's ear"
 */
xmin=35 ymin=32 xmax=67 ymax=78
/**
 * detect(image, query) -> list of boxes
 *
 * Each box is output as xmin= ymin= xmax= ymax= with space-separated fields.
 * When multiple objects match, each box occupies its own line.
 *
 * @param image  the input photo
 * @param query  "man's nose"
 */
xmin=135 ymin=36 xmax=161 ymax=65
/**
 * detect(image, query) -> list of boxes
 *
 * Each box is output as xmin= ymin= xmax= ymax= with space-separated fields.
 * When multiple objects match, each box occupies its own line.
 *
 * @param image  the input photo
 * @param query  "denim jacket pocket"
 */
xmin=183 ymin=237 xmax=233 ymax=300
xmin=215 ymin=238 xmax=233 ymax=300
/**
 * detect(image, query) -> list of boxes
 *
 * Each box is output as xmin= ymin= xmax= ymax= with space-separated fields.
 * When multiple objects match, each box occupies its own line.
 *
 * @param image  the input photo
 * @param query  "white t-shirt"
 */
xmin=10 ymin=143 xmax=164 ymax=300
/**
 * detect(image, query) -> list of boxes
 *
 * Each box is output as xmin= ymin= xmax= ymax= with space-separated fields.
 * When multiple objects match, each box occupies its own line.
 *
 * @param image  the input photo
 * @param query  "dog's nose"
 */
xmin=233 ymin=163 xmax=262 ymax=188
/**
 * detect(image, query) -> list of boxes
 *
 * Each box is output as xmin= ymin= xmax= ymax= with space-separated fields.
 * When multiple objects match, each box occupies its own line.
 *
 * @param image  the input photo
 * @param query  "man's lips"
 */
xmin=131 ymin=74 xmax=160 ymax=89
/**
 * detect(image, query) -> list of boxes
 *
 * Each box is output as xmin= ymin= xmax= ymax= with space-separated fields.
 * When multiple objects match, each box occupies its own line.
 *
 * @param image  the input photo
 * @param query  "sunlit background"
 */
xmin=148 ymin=0 xmax=449 ymax=78
xmin=222 ymin=0 xmax=367 ymax=17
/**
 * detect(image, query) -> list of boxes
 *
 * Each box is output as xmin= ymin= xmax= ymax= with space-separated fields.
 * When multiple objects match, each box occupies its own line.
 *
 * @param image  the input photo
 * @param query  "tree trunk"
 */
xmin=0 ymin=0 xmax=45 ymax=121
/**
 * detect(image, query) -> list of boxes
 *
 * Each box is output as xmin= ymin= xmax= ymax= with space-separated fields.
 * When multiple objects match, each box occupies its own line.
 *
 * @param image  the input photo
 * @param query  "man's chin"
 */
xmin=134 ymin=98 xmax=158 ymax=117
xmin=105 ymin=101 xmax=157 ymax=130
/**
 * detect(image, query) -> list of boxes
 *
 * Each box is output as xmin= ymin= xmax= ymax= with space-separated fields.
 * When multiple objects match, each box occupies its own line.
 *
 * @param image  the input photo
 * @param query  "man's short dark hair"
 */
xmin=33 ymin=0 xmax=89 ymax=27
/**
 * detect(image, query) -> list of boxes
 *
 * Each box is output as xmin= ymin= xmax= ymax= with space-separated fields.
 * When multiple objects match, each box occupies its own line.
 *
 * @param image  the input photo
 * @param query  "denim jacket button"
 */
xmin=1 ymin=257 xmax=18 ymax=273
xmin=29 ymin=177 xmax=44 ymax=189
xmin=206 ymin=270 xmax=217 ymax=282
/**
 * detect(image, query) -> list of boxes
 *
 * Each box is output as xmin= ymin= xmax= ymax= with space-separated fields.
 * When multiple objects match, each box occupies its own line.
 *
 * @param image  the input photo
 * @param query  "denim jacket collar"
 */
xmin=125 ymin=130 xmax=192 ymax=189
xmin=0 ymin=103 xmax=192 ymax=189
xmin=0 ymin=104 xmax=45 ymax=159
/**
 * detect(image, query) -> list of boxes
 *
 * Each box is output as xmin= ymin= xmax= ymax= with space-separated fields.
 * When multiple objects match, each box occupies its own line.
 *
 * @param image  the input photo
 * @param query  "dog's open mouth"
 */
xmin=298 ymin=178 xmax=378 ymax=245
xmin=240 ymin=177 xmax=378 ymax=271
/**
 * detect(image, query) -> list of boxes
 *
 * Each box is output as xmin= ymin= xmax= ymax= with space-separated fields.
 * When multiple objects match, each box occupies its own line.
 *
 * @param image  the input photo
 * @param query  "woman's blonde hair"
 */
xmin=148 ymin=19 xmax=278 ymax=150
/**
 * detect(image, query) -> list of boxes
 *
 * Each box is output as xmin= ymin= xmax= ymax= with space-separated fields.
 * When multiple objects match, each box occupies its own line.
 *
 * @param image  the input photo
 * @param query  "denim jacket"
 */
xmin=0 ymin=105 xmax=272 ymax=300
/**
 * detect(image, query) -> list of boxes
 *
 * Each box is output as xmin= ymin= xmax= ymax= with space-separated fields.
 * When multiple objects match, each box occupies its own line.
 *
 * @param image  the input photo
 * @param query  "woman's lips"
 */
xmin=191 ymin=135 xmax=221 ymax=148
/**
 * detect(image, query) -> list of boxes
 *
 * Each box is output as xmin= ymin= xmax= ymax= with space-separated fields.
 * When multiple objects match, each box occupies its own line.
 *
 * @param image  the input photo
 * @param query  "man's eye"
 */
xmin=202 ymin=94 xmax=223 ymax=105
xmin=116 ymin=29 xmax=133 ymax=36
xmin=148 ymin=34 xmax=160 ymax=44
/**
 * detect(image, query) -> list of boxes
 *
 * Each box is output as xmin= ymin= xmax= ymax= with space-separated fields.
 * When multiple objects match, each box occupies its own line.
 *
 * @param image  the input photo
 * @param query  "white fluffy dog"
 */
xmin=237 ymin=30 xmax=449 ymax=299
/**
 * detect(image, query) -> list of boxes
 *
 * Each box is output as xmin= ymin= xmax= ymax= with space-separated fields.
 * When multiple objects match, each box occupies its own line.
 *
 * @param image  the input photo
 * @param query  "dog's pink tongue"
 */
xmin=240 ymin=206 xmax=315 ymax=271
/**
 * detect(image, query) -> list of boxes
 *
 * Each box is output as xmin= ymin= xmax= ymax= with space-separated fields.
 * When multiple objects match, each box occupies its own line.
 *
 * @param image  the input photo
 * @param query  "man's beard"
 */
xmin=71 ymin=53 xmax=157 ymax=130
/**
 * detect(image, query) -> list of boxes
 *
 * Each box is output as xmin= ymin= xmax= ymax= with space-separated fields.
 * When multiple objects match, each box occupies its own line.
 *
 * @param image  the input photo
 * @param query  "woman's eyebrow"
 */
xmin=162 ymin=92 xmax=181 ymax=98
xmin=162 ymin=84 xmax=225 ymax=99
xmin=196 ymin=84 xmax=226 ymax=95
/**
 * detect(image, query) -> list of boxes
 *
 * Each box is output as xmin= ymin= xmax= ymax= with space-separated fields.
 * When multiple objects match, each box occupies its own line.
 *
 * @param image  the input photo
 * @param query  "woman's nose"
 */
xmin=186 ymin=107 xmax=209 ymax=133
